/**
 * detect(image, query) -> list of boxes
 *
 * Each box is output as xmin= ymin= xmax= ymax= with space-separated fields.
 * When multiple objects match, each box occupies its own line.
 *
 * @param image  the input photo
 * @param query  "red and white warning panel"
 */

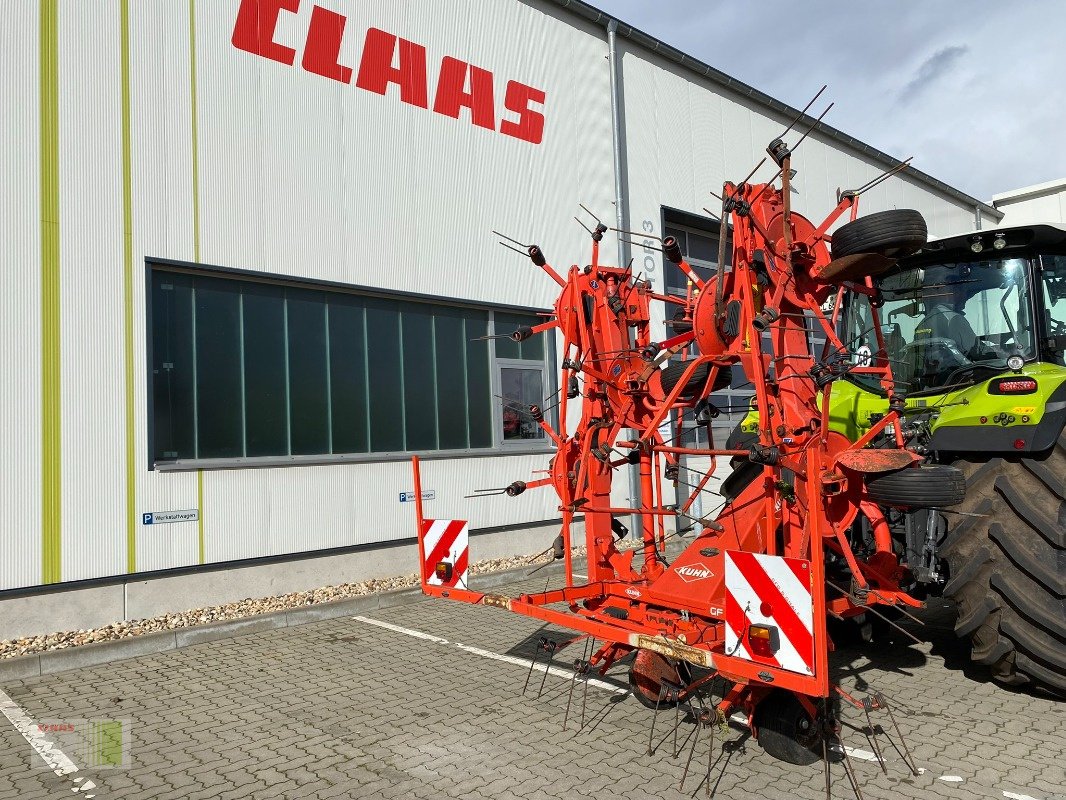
xmin=420 ymin=519 xmax=470 ymax=589
xmin=724 ymin=551 xmax=815 ymax=676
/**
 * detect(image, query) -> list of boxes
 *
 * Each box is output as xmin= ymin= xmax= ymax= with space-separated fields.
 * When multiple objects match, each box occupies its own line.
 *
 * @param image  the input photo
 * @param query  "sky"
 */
xmin=594 ymin=1 xmax=1066 ymax=202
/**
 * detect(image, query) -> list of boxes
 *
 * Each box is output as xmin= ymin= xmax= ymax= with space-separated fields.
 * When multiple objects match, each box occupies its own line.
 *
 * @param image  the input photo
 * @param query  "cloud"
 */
xmin=897 ymin=45 xmax=969 ymax=106
xmin=592 ymin=0 xmax=1066 ymax=201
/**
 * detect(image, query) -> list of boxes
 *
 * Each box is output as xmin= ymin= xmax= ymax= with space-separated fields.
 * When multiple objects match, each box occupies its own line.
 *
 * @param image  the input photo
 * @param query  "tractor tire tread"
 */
xmin=995 ymin=474 xmax=1066 ymax=548
xmin=942 ymin=433 xmax=1066 ymax=696
xmin=988 ymin=523 xmax=1066 ymax=597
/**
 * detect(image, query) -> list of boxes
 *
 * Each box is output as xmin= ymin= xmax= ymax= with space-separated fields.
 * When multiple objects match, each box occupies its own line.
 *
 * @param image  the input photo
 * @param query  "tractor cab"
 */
xmin=845 ymin=225 xmax=1066 ymax=390
xmin=839 ymin=224 xmax=1066 ymax=455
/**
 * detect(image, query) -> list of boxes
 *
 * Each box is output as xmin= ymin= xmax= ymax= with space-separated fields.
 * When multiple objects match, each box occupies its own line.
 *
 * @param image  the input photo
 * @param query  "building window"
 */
xmin=663 ymin=222 xmax=722 ymax=299
xmin=492 ymin=311 xmax=548 ymax=443
xmin=661 ymin=213 xmax=749 ymax=441
xmin=149 ymin=266 xmax=548 ymax=466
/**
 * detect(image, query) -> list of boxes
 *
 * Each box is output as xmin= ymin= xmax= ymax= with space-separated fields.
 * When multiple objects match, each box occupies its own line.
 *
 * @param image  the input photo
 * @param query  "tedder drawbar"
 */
xmin=412 ymin=102 xmax=958 ymax=792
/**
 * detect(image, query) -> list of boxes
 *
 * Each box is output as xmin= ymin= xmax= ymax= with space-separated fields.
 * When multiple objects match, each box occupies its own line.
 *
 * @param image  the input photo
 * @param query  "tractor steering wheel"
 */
xmin=901 ymin=337 xmax=971 ymax=390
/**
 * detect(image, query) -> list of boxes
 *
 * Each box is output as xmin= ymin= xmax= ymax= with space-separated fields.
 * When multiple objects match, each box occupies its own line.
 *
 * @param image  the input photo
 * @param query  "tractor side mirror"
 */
xmin=888 ymin=300 xmax=920 ymax=320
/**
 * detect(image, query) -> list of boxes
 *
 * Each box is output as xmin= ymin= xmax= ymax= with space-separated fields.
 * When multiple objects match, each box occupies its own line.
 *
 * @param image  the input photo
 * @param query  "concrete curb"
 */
xmin=0 ymin=560 xmax=563 ymax=683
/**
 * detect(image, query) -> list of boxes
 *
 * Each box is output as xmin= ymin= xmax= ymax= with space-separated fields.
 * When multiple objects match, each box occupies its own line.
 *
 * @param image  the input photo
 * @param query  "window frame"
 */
xmin=145 ymin=258 xmax=556 ymax=471
xmin=658 ymin=208 xmax=747 ymax=439
xmin=494 ymin=357 xmax=551 ymax=446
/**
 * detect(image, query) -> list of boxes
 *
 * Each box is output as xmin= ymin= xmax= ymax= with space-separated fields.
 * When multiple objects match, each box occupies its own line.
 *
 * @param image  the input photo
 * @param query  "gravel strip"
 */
xmin=0 ymin=545 xmax=598 ymax=661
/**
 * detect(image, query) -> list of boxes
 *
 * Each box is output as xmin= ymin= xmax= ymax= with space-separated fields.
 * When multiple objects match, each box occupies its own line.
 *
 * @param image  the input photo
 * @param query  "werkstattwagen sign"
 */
xmin=142 ymin=509 xmax=200 ymax=525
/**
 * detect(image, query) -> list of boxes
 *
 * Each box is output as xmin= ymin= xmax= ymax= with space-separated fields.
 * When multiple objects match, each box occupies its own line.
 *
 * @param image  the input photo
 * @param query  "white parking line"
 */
xmin=1003 ymin=792 xmax=1043 ymax=800
xmin=354 ymin=615 xmax=625 ymax=694
xmin=0 ymin=687 xmax=97 ymax=796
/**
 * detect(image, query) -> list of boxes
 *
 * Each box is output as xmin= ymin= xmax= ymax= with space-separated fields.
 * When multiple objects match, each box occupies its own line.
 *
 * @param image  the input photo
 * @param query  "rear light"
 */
xmin=748 ymin=624 xmax=780 ymax=658
xmin=435 ymin=561 xmax=453 ymax=582
xmin=1014 ymin=439 xmax=1026 ymax=450
xmin=991 ymin=378 xmax=1037 ymax=394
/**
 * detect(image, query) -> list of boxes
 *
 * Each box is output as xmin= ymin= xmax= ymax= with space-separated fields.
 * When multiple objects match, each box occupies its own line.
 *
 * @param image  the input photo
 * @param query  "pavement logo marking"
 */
xmin=0 ymin=687 xmax=98 ymax=796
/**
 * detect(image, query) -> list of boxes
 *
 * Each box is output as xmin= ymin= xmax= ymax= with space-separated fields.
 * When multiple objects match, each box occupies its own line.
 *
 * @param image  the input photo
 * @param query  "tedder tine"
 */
xmin=823 ymin=733 xmax=832 ymax=800
xmin=835 ymin=723 xmax=866 ymax=800
xmin=876 ymin=692 xmax=920 ymax=776
xmin=563 ymin=660 xmax=580 ymax=730
xmin=704 ymin=709 xmax=716 ymax=798
xmin=536 ymin=639 xmax=558 ymax=698
xmin=647 ymin=683 xmax=669 ymax=756
xmin=678 ymin=710 xmax=702 ymax=792
xmin=862 ymin=697 xmax=887 ymax=775
xmin=673 ymin=688 xmax=682 ymax=758
xmin=580 ymin=639 xmax=594 ymax=730
xmin=522 ymin=637 xmax=556 ymax=697
xmin=564 ymin=637 xmax=593 ymax=731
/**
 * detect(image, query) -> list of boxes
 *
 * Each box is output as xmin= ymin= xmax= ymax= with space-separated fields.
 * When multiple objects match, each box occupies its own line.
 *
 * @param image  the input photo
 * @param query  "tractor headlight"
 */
xmin=1007 ymin=354 xmax=1025 ymax=372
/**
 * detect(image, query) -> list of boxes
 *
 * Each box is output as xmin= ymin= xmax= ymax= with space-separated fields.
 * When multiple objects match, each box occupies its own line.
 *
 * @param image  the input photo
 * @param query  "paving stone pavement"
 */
xmin=0 ymin=561 xmax=1064 ymax=800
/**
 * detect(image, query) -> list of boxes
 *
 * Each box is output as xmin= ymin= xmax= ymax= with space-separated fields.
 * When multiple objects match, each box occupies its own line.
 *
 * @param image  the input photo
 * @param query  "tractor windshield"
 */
xmin=845 ymin=257 xmax=1034 ymax=394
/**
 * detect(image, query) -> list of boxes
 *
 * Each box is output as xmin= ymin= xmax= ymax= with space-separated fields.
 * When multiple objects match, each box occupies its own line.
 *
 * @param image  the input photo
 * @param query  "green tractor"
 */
xmin=731 ymin=221 xmax=1066 ymax=695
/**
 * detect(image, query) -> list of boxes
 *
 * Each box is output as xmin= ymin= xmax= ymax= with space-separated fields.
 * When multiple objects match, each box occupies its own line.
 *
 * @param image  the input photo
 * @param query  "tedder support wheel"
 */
xmin=830 ymin=209 xmax=928 ymax=260
xmin=864 ymin=464 xmax=967 ymax=508
xmin=753 ymin=690 xmax=826 ymax=766
xmin=628 ymin=649 xmax=688 ymax=709
xmin=940 ymin=432 xmax=1066 ymax=696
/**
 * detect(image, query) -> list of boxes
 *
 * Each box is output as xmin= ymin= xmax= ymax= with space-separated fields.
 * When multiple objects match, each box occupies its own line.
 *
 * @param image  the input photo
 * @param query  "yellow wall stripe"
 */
xmin=40 ymin=0 xmax=61 ymax=584
xmin=190 ymin=0 xmax=206 ymax=564
xmin=120 ymin=0 xmax=136 ymax=573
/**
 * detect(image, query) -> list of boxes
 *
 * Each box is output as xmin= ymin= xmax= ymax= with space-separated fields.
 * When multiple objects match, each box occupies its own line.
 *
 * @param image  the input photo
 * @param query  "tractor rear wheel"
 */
xmin=940 ymin=433 xmax=1066 ymax=696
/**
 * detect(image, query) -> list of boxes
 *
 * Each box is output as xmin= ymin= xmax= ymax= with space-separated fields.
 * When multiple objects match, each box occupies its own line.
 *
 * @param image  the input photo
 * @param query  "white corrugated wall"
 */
xmin=0 ymin=0 xmax=996 ymax=594
xmin=0 ymin=2 xmax=43 ymax=591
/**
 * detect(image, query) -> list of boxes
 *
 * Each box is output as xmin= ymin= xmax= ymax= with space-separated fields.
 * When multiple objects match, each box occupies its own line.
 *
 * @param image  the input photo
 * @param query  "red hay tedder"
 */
xmin=411 ymin=112 xmax=957 ymax=783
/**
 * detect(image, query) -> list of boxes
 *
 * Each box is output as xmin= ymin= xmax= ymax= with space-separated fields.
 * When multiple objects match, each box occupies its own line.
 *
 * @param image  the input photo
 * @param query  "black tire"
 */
xmin=660 ymin=362 xmax=732 ymax=397
xmin=940 ymin=433 xmax=1066 ymax=696
xmin=754 ymin=691 xmax=824 ymax=766
xmin=865 ymin=464 xmax=966 ymax=508
xmin=721 ymin=461 xmax=762 ymax=504
xmin=830 ymin=209 xmax=927 ymax=260
xmin=725 ymin=424 xmax=758 ymax=468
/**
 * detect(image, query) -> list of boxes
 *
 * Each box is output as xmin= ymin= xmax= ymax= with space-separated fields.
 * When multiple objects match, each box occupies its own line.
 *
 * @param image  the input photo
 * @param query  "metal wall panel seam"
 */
xmin=189 ymin=0 xmax=206 ymax=564
xmin=120 ymin=0 xmax=136 ymax=574
xmin=39 ymin=0 xmax=61 ymax=585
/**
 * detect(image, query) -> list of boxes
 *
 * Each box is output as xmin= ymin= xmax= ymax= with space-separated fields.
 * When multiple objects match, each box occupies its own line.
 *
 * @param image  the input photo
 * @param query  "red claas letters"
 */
xmin=232 ymin=0 xmax=546 ymax=144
